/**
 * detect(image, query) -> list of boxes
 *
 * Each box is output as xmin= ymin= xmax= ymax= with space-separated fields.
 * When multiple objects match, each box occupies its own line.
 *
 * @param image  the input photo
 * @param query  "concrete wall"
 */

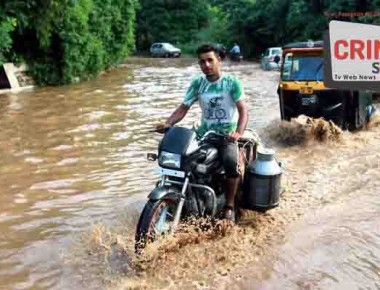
xmin=0 ymin=63 xmax=34 ymax=93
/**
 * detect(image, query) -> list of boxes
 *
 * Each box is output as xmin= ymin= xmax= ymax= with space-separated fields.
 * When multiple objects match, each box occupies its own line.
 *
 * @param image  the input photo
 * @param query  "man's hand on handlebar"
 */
xmin=153 ymin=122 xmax=171 ymax=133
xmin=202 ymin=130 xmax=242 ymax=142
xmin=228 ymin=131 xmax=242 ymax=141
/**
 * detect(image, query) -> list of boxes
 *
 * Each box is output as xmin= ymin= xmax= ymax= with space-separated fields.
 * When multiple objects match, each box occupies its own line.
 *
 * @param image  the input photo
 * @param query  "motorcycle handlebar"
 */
xmin=149 ymin=126 xmax=171 ymax=134
xmin=200 ymin=130 xmax=226 ymax=139
xmin=199 ymin=131 xmax=232 ymax=144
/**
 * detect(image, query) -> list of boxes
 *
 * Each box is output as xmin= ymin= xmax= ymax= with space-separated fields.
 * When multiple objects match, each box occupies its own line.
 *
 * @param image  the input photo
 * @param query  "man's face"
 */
xmin=198 ymin=51 xmax=221 ymax=77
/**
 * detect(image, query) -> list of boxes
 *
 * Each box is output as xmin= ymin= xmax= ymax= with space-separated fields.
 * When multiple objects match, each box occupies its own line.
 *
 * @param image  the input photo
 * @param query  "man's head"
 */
xmin=196 ymin=44 xmax=222 ymax=80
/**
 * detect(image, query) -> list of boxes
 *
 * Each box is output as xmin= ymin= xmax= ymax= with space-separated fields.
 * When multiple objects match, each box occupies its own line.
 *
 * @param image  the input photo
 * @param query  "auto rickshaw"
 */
xmin=277 ymin=40 xmax=373 ymax=130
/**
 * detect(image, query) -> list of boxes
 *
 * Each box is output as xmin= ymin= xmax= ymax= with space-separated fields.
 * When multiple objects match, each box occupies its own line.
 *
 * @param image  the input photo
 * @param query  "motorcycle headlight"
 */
xmin=158 ymin=151 xmax=181 ymax=169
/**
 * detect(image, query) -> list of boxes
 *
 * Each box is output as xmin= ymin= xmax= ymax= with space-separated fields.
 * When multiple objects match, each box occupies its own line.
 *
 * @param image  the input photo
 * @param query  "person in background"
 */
xmin=229 ymin=43 xmax=241 ymax=57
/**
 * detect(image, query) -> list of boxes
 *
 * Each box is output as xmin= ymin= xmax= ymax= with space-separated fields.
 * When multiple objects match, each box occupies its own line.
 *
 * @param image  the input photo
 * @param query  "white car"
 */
xmin=261 ymin=47 xmax=282 ymax=70
xmin=150 ymin=43 xmax=181 ymax=58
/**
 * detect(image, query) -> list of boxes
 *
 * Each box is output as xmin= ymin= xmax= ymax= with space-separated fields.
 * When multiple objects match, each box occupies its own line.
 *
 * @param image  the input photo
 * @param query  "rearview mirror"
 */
xmin=274 ymin=55 xmax=280 ymax=64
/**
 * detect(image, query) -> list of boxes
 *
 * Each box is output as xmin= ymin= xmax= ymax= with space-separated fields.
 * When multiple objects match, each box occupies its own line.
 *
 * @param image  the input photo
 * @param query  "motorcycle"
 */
xmin=229 ymin=53 xmax=243 ymax=62
xmin=135 ymin=126 xmax=281 ymax=253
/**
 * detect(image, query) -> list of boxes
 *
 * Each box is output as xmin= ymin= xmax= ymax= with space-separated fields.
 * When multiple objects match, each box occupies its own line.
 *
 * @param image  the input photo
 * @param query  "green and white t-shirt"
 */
xmin=183 ymin=74 xmax=245 ymax=137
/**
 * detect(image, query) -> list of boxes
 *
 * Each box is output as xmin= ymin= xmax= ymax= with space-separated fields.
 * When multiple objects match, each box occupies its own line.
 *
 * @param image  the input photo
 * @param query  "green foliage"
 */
xmin=0 ymin=17 xmax=16 ymax=64
xmin=177 ymin=42 xmax=199 ymax=55
xmin=196 ymin=5 xmax=229 ymax=44
xmin=1 ymin=0 xmax=138 ymax=85
xmin=177 ymin=4 xmax=229 ymax=56
xmin=136 ymin=0 xmax=209 ymax=50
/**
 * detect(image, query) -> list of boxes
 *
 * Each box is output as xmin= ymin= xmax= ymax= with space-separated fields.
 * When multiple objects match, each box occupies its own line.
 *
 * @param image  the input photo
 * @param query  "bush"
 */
xmin=0 ymin=17 xmax=16 ymax=64
xmin=8 ymin=0 xmax=138 ymax=85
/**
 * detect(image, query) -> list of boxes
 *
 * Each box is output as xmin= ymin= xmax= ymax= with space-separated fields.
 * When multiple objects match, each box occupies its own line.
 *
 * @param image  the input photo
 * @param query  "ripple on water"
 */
xmin=24 ymin=157 xmax=44 ymax=164
xmin=86 ymin=110 xmax=110 ymax=121
xmin=30 ymin=179 xmax=78 ymax=190
xmin=51 ymin=145 xmax=73 ymax=151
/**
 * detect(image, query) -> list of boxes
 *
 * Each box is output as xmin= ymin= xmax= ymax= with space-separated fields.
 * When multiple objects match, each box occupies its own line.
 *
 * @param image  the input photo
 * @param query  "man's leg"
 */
xmin=225 ymin=176 xmax=240 ymax=208
xmin=219 ymin=140 xmax=241 ymax=220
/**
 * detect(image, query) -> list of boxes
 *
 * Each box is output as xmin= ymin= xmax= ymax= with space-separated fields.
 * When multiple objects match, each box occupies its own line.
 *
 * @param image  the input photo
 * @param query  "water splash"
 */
xmin=262 ymin=115 xmax=343 ymax=147
xmin=366 ymin=110 xmax=380 ymax=129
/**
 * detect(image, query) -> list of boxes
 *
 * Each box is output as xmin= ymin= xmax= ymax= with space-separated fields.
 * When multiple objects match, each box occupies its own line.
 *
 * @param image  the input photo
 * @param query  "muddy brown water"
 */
xmin=0 ymin=57 xmax=379 ymax=290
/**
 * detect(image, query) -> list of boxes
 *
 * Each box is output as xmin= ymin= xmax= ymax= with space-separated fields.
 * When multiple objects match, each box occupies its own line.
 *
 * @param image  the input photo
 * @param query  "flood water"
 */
xmin=0 ymin=57 xmax=379 ymax=290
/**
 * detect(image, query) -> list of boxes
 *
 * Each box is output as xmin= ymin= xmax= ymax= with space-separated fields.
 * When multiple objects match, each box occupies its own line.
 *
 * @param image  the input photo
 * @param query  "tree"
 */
xmin=1 ymin=0 xmax=139 ymax=84
xmin=136 ymin=0 xmax=209 ymax=50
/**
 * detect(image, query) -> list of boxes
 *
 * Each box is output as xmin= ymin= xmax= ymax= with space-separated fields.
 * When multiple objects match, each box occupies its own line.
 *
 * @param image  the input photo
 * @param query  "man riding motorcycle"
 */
xmin=229 ymin=43 xmax=242 ymax=61
xmin=155 ymin=43 xmax=249 ymax=221
xmin=230 ymin=43 xmax=240 ymax=55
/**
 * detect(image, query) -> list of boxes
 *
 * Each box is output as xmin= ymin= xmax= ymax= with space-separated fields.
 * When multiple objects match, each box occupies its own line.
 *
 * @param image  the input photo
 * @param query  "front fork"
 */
xmin=172 ymin=177 xmax=189 ymax=230
xmin=159 ymin=174 xmax=189 ymax=232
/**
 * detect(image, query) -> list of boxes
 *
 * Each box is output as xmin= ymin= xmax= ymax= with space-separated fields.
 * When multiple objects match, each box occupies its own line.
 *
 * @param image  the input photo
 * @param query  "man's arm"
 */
xmin=236 ymin=100 xmax=248 ymax=134
xmin=162 ymin=76 xmax=198 ymax=127
xmin=154 ymin=104 xmax=189 ymax=131
xmin=229 ymin=100 xmax=248 ymax=140
xmin=165 ymin=104 xmax=190 ymax=126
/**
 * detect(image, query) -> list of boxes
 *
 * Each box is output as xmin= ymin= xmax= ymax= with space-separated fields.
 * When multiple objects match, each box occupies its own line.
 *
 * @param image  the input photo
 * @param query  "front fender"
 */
xmin=148 ymin=185 xmax=183 ymax=201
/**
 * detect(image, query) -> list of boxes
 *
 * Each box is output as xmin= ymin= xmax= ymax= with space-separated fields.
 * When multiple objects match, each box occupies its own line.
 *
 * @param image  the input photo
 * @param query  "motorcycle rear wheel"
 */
xmin=135 ymin=199 xmax=177 ymax=254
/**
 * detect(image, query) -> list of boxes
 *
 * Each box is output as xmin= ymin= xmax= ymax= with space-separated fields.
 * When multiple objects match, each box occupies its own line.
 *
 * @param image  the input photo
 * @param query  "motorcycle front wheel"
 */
xmin=135 ymin=198 xmax=177 ymax=253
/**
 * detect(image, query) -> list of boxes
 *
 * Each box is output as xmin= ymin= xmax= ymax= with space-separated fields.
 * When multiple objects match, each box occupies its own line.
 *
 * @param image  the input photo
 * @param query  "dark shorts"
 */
xmin=217 ymin=140 xmax=240 ymax=178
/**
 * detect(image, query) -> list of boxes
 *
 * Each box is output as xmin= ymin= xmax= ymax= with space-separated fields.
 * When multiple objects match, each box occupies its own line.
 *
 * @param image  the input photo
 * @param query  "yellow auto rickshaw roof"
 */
xmin=283 ymin=47 xmax=324 ymax=55
xmin=282 ymin=40 xmax=324 ymax=49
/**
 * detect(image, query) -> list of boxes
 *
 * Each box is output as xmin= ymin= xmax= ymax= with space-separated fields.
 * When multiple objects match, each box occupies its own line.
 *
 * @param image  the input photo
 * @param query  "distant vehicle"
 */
xmin=150 ymin=43 xmax=181 ymax=58
xmin=283 ymin=54 xmax=291 ymax=71
xmin=229 ymin=53 xmax=243 ymax=62
xmin=278 ymin=40 xmax=373 ymax=130
xmin=228 ymin=43 xmax=242 ymax=62
xmin=260 ymin=47 xmax=282 ymax=70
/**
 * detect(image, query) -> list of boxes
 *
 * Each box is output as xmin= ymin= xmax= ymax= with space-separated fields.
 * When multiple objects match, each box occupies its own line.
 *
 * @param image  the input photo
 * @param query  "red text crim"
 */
xmin=334 ymin=39 xmax=380 ymax=60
